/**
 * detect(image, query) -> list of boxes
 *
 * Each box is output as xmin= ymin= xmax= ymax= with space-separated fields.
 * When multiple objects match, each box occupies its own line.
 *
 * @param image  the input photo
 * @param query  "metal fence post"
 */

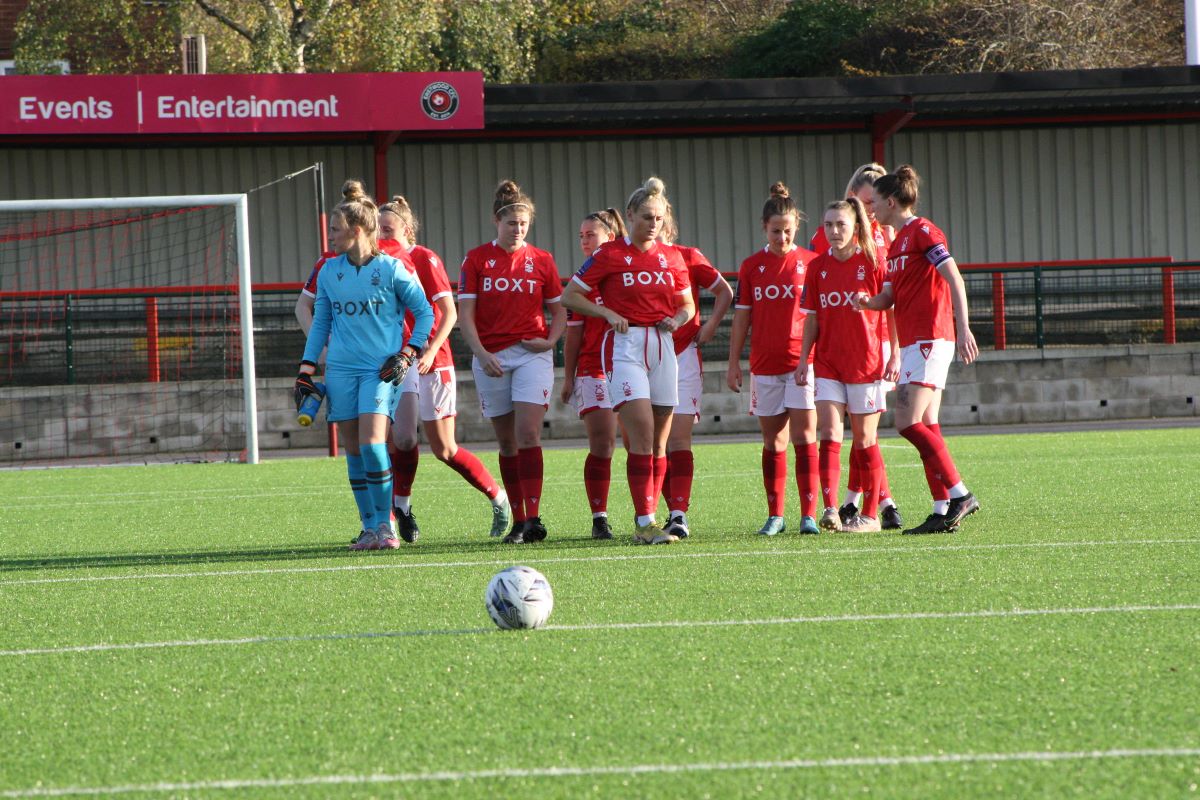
xmin=64 ymin=293 xmax=75 ymax=384
xmin=1033 ymin=266 xmax=1044 ymax=349
xmin=1162 ymin=266 xmax=1176 ymax=344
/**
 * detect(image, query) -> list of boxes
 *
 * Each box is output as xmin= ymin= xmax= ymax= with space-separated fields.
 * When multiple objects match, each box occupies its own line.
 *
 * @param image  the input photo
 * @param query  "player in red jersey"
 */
xmin=378 ymin=196 xmax=511 ymax=544
xmin=809 ymin=163 xmax=905 ymax=530
xmin=562 ymin=177 xmax=695 ymax=545
xmin=855 ymin=165 xmax=981 ymax=534
xmin=726 ymin=183 xmax=820 ymax=537
xmin=459 ymin=180 xmax=565 ymax=545
xmin=797 ymin=198 xmax=895 ymax=533
xmin=659 ymin=208 xmax=733 ymax=540
xmin=559 ymin=208 xmax=627 ymax=540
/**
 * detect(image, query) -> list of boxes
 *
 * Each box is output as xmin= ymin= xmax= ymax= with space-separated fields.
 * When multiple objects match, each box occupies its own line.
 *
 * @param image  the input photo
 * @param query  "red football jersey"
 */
xmin=459 ymin=241 xmax=563 ymax=353
xmin=734 ymin=246 xmax=817 ymax=375
xmin=301 ymin=251 xmax=336 ymax=298
xmin=884 ymin=217 xmax=957 ymax=347
xmin=801 ymin=248 xmax=886 ymax=384
xmin=409 ymin=244 xmax=455 ymax=370
xmin=572 ymin=238 xmax=690 ymax=326
xmin=669 ymin=244 xmax=724 ymax=355
xmin=566 ymin=288 xmax=607 ymax=379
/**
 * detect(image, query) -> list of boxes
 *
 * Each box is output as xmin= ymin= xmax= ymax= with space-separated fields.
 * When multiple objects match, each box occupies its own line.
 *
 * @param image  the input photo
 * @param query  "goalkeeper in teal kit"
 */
xmin=295 ymin=182 xmax=434 ymax=550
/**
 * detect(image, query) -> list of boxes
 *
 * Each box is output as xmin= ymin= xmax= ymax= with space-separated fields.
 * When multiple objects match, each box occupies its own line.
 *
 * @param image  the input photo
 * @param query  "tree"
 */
xmin=193 ymin=0 xmax=334 ymax=73
xmin=14 ymin=0 xmax=182 ymax=75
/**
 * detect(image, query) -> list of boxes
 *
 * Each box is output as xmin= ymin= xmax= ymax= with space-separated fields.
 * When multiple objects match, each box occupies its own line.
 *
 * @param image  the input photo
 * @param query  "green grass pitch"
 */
xmin=1 ymin=428 xmax=1198 ymax=798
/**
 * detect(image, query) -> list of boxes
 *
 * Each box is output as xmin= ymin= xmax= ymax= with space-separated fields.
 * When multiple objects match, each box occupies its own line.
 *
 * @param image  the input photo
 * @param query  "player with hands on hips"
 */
xmin=797 ymin=198 xmax=896 ymax=533
xmin=378 ymin=196 xmax=511 ymax=544
xmin=727 ymin=182 xmax=820 ymax=536
xmin=562 ymin=177 xmax=695 ymax=545
xmin=853 ymin=165 xmax=980 ymax=534
xmin=559 ymin=208 xmax=628 ymax=540
xmin=296 ymin=181 xmax=433 ymax=551
xmin=457 ymin=180 xmax=565 ymax=544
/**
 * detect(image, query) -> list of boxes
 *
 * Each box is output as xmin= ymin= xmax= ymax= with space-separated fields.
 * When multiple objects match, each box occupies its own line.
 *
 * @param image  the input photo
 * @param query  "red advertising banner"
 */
xmin=0 ymin=72 xmax=483 ymax=135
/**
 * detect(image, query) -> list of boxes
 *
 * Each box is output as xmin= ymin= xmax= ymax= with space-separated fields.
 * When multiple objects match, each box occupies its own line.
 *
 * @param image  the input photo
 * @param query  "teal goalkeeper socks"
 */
xmin=345 ymin=453 xmax=372 ymax=531
xmin=360 ymin=442 xmax=393 ymax=531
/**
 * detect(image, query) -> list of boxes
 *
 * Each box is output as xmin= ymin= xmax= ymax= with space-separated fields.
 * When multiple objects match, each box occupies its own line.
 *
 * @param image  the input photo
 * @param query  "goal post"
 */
xmin=0 ymin=193 xmax=260 ymax=465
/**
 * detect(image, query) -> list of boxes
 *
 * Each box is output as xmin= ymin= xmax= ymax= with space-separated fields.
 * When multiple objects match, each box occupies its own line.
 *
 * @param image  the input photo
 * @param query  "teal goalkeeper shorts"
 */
xmin=324 ymin=370 xmax=400 ymax=423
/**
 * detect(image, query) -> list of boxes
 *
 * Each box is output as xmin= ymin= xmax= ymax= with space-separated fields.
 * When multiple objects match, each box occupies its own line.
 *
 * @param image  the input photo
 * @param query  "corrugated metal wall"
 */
xmin=1 ymin=121 xmax=1196 ymax=289
xmin=389 ymin=133 xmax=870 ymax=276
xmin=887 ymin=123 xmax=1200 ymax=263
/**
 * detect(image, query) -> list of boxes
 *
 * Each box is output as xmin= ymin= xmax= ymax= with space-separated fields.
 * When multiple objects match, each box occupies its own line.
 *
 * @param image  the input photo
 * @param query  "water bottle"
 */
xmin=297 ymin=382 xmax=326 ymax=427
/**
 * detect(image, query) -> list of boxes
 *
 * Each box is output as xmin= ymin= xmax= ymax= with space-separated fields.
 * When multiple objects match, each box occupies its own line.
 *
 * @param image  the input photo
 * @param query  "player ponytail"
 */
xmin=874 ymin=165 xmax=920 ymax=210
xmin=626 ymin=176 xmax=668 ymax=214
xmin=844 ymin=163 xmax=887 ymax=199
xmin=660 ymin=199 xmax=679 ymax=244
xmin=380 ymin=195 xmax=419 ymax=243
xmin=825 ymin=197 xmax=876 ymax=264
xmin=584 ymin=207 xmax=627 ymax=239
xmin=335 ymin=179 xmax=380 ymax=254
xmin=762 ymin=181 xmax=804 ymax=225
xmin=493 ymin=179 xmax=535 ymax=221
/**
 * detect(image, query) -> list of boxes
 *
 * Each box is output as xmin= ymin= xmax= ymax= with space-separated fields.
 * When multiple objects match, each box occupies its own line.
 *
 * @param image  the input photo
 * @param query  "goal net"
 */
xmin=0 ymin=195 xmax=259 ymax=466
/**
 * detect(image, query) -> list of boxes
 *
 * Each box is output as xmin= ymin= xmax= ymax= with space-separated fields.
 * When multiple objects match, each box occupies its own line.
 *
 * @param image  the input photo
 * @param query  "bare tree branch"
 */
xmin=194 ymin=0 xmax=254 ymax=41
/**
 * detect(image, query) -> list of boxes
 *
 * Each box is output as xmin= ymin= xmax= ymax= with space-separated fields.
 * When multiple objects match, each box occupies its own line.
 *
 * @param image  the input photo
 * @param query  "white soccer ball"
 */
xmin=484 ymin=565 xmax=554 ymax=630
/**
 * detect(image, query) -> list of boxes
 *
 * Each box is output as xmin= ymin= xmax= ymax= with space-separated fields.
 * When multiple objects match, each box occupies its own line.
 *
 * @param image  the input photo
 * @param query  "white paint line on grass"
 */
xmin=2 ymin=537 xmax=1198 ymax=588
xmin=2 ymin=603 xmax=1197 ymax=658
xmin=2 ymin=747 xmax=1198 ymax=797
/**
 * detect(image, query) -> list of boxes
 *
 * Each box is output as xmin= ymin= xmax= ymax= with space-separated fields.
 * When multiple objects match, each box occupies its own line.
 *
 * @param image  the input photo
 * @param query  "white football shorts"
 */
xmin=815 ymin=377 xmax=886 ymax=415
xmin=749 ymin=367 xmax=815 ymax=416
xmin=602 ymin=326 xmax=678 ymax=409
xmin=898 ymin=339 xmax=956 ymax=390
xmin=673 ymin=342 xmax=703 ymax=419
xmin=571 ymin=376 xmax=613 ymax=417
xmin=472 ymin=343 xmax=553 ymax=418
xmin=418 ymin=367 xmax=457 ymax=421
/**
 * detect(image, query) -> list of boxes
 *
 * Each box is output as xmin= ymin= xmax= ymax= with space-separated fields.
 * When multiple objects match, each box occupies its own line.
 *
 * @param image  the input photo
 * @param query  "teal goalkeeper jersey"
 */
xmin=302 ymin=252 xmax=434 ymax=373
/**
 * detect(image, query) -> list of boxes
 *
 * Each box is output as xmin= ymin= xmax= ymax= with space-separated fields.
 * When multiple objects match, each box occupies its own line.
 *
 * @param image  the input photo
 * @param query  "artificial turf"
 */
xmin=1 ymin=428 xmax=1197 ymax=798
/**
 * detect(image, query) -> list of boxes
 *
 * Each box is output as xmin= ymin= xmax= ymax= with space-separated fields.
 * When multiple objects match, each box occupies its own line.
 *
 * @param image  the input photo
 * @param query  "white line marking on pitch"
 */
xmin=1 ymin=747 xmax=1197 ymax=797
xmin=2 ymin=603 xmax=1197 ymax=658
xmin=2 ymin=537 xmax=1198 ymax=588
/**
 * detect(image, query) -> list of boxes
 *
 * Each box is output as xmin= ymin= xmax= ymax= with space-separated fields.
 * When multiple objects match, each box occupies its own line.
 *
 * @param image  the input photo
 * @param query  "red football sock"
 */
xmin=498 ymin=453 xmax=526 ymax=523
xmin=926 ymin=423 xmax=949 ymax=500
xmin=652 ymin=455 xmax=667 ymax=514
xmin=900 ymin=423 xmax=961 ymax=498
xmin=667 ymin=450 xmax=694 ymax=513
xmin=794 ymin=441 xmax=819 ymax=518
xmin=818 ymin=440 xmax=842 ymax=509
xmin=627 ymin=453 xmax=655 ymax=517
xmin=445 ymin=447 xmax=499 ymax=499
xmin=517 ymin=447 xmax=544 ymax=519
xmin=847 ymin=445 xmax=863 ymax=493
xmin=876 ymin=447 xmax=893 ymax=504
xmin=762 ymin=448 xmax=787 ymax=517
xmin=862 ymin=444 xmax=884 ymax=519
xmin=389 ymin=444 xmax=419 ymax=500
xmin=583 ymin=454 xmax=612 ymax=514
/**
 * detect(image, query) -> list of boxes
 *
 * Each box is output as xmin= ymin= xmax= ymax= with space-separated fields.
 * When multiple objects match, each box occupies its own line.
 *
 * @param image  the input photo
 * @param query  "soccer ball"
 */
xmin=484 ymin=565 xmax=554 ymax=630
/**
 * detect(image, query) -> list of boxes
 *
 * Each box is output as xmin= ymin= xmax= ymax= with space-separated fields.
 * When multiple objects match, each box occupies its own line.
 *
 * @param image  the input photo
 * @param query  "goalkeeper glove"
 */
xmin=379 ymin=350 xmax=417 ymax=386
xmin=294 ymin=361 xmax=319 ymax=411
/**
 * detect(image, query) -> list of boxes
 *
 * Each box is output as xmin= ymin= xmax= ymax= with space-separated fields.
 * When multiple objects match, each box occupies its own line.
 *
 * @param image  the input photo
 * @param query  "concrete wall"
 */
xmin=2 ymin=343 xmax=1196 ymax=463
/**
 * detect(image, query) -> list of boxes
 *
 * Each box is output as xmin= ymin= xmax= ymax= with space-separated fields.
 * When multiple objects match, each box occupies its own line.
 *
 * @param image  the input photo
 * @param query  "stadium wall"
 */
xmin=1 ymin=343 xmax=1196 ymax=462
xmin=0 ymin=119 xmax=1198 ymax=290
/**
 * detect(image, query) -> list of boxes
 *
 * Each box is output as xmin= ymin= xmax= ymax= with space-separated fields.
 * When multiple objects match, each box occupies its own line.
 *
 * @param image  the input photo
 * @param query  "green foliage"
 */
xmin=728 ymin=0 xmax=878 ymax=78
xmin=14 ymin=0 xmax=184 ymax=75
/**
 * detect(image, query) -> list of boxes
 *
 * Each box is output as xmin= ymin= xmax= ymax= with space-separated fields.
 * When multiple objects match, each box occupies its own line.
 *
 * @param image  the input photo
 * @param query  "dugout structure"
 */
xmin=0 ymin=194 xmax=260 ymax=465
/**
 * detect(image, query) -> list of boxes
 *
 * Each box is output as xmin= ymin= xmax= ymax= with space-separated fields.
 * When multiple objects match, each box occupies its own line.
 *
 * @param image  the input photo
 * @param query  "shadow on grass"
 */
xmin=0 ymin=533 xmax=623 ymax=575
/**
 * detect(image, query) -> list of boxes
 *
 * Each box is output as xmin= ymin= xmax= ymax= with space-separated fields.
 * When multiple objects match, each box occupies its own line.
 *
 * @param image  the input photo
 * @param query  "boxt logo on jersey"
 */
xmin=818 ymin=291 xmax=862 ymax=309
xmin=481 ymin=276 xmax=540 ymax=294
xmin=621 ymin=271 xmax=674 ymax=287
xmin=332 ymin=299 xmax=385 ymax=316
xmin=752 ymin=284 xmax=796 ymax=301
